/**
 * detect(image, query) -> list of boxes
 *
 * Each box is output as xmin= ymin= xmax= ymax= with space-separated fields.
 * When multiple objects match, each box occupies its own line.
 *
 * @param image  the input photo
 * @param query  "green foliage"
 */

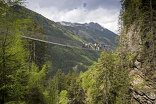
xmin=23 ymin=20 xmax=48 ymax=69
xmin=0 ymin=11 xmax=28 ymax=104
xmin=1 ymin=1 xmax=147 ymax=104
xmin=44 ymin=70 xmax=67 ymax=104
xmin=65 ymin=73 xmax=85 ymax=104
xmin=59 ymin=90 xmax=68 ymax=104
xmin=80 ymin=52 xmax=131 ymax=104
xmin=45 ymin=52 xmax=132 ymax=104
xmin=28 ymin=63 xmax=47 ymax=88
xmin=49 ymin=45 xmax=100 ymax=74
xmin=0 ymin=1 xmax=48 ymax=104
xmin=44 ymin=70 xmax=86 ymax=104
xmin=25 ymin=63 xmax=47 ymax=104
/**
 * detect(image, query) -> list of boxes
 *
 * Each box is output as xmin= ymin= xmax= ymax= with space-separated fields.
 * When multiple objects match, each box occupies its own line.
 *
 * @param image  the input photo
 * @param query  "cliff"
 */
xmin=119 ymin=0 xmax=156 ymax=103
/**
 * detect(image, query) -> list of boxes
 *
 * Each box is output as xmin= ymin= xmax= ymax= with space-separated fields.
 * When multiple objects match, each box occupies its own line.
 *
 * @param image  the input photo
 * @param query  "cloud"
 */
xmin=27 ymin=0 xmax=120 ymax=11
xmin=26 ymin=0 xmax=121 ymax=33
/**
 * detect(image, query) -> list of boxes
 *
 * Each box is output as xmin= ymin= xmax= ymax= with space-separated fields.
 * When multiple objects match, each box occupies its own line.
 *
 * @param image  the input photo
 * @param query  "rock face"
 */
xmin=119 ymin=24 xmax=141 ymax=52
xmin=126 ymin=24 xmax=142 ymax=52
xmin=123 ymin=24 xmax=156 ymax=104
xmin=129 ymin=63 xmax=156 ymax=104
xmin=131 ymin=83 xmax=156 ymax=104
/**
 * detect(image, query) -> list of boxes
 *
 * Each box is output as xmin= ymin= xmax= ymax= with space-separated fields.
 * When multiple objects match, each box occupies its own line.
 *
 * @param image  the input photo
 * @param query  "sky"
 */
xmin=26 ymin=0 xmax=121 ymax=34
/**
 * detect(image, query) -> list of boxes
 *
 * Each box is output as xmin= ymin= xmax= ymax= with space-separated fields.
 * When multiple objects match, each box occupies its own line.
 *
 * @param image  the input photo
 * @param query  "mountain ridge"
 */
xmin=12 ymin=5 xmax=118 ymax=73
xmin=58 ymin=21 xmax=118 ymax=48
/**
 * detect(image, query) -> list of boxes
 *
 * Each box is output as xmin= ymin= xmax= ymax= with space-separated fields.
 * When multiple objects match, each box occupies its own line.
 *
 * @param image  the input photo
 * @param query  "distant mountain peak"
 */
xmin=59 ymin=21 xmax=105 ymax=31
xmin=86 ymin=22 xmax=105 ymax=31
xmin=59 ymin=21 xmax=118 ymax=47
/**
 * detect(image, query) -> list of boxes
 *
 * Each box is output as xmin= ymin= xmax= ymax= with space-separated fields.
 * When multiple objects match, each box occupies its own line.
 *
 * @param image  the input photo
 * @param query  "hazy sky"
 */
xmin=26 ymin=0 xmax=121 ymax=34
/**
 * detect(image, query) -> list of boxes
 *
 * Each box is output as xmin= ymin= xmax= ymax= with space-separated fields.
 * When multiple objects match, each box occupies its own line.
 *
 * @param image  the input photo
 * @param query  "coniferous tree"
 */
xmin=25 ymin=63 xmax=47 ymax=104
xmin=0 ymin=0 xmax=29 ymax=103
xmin=81 ymin=52 xmax=131 ymax=104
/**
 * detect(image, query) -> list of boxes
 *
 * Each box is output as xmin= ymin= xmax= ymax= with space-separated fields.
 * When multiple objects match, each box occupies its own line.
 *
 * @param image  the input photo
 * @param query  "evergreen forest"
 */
xmin=0 ymin=0 xmax=155 ymax=104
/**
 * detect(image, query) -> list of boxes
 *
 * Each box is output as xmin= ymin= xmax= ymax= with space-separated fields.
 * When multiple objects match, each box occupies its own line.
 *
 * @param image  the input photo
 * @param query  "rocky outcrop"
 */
xmin=120 ymin=23 xmax=156 ymax=104
xmin=132 ymin=89 xmax=156 ymax=104
xmin=126 ymin=24 xmax=142 ymax=52
xmin=119 ymin=24 xmax=141 ymax=52
xmin=129 ymin=68 xmax=156 ymax=104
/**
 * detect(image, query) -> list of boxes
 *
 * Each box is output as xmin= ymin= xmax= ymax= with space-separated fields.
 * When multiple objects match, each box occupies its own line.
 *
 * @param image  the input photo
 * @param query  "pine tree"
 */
xmin=0 ymin=0 xmax=29 ymax=103
xmin=25 ymin=63 xmax=47 ymax=104
xmin=82 ymin=52 xmax=131 ymax=104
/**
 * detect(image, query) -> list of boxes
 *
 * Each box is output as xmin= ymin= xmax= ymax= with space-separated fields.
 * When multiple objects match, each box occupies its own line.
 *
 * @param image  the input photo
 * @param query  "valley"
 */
xmin=0 ymin=0 xmax=155 ymax=104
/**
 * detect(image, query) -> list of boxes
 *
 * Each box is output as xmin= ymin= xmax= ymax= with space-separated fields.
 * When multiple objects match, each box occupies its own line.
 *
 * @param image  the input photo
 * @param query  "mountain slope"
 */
xmin=59 ymin=21 xmax=118 ymax=48
xmin=12 ymin=5 xmax=101 ymax=73
xmin=12 ymin=5 xmax=82 ymax=46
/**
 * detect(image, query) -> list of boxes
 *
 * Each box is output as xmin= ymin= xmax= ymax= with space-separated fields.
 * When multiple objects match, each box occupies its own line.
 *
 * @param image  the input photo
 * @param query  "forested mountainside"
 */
xmin=11 ymin=5 xmax=102 ymax=73
xmin=1 ymin=0 xmax=155 ymax=104
xmin=59 ymin=21 xmax=118 ymax=48
xmin=12 ymin=5 xmax=82 ymax=46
